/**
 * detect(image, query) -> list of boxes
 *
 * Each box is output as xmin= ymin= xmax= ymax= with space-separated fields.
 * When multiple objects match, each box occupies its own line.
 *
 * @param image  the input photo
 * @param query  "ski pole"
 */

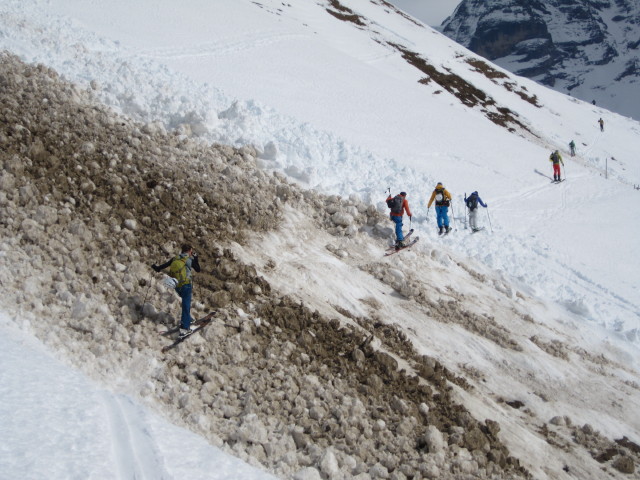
xmin=486 ymin=207 xmax=493 ymax=233
xmin=426 ymin=207 xmax=430 ymax=223
xmin=141 ymin=271 xmax=153 ymax=308
xmin=464 ymin=193 xmax=468 ymax=230
xmin=450 ymin=201 xmax=457 ymax=230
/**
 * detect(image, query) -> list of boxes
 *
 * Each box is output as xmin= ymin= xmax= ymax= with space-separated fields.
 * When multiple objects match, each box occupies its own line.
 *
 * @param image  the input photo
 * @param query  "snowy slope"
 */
xmin=1 ymin=0 xmax=640 ymax=478
xmin=0 ymin=314 xmax=276 ymax=480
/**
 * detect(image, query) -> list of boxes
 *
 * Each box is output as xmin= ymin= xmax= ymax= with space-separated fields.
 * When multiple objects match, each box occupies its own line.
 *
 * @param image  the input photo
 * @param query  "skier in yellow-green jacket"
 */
xmin=152 ymin=244 xmax=201 ymax=338
xmin=549 ymin=150 xmax=564 ymax=182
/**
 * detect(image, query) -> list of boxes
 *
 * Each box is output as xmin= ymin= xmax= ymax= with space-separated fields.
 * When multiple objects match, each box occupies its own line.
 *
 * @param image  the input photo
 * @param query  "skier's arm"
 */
xmin=152 ymin=258 xmax=172 ymax=272
xmin=427 ymin=191 xmax=436 ymax=208
xmin=403 ymin=199 xmax=412 ymax=218
xmin=479 ymin=197 xmax=487 ymax=208
xmin=191 ymin=255 xmax=201 ymax=273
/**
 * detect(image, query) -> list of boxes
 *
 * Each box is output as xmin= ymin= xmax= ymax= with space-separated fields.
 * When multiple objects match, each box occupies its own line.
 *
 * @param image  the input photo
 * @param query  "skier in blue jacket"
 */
xmin=464 ymin=191 xmax=487 ymax=232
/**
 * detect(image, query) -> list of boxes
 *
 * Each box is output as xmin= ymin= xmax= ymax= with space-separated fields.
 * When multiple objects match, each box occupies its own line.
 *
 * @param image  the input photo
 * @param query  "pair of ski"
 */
xmin=161 ymin=311 xmax=216 ymax=352
xmin=551 ymin=179 xmax=565 ymax=184
xmin=384 ymin=229 xmax=419 ymax=256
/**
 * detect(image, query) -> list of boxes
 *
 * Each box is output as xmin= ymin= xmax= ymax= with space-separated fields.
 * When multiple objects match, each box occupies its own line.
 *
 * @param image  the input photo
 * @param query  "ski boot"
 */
xmin=179 ymin=324 xmax=198 ymax=338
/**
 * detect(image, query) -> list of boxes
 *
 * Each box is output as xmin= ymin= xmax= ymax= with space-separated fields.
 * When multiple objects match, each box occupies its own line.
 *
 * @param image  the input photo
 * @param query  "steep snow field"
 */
xmin=1 ymin=0 xmax=640 ymax=479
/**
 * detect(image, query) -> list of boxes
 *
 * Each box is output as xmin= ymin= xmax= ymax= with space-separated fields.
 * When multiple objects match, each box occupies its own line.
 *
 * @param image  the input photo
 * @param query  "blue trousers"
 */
xmin=175 ymin=283 xmax=193 ymax=329
xmin=436 ymin=206 xmax=449 ymax=228
xmin=390 ymin=215 xmax=404 ymax=241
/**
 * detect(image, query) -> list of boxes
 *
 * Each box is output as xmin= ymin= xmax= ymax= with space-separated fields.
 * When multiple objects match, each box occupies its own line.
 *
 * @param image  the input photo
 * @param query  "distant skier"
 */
xmin=386 ymin=191 xmax=412 ymax=249
xmin=569 ymin=140 xmax=576 ymax=157
xmin=464 ymin=191 xmax=487 ymax=232
xmin=549 ymin=150 xmax=564 ymax=182
xmin=598 ymin=118 xmax=604 ymax=132
xmin=152 ymin=244 xmax=201 ymax=338
xmin=427 ymin=182 xmax=452 ymax=235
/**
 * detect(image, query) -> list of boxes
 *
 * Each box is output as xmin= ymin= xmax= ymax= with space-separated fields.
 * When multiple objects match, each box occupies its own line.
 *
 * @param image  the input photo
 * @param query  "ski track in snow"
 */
xmin=100 ymin=392 xmax=171 ymax=480
xmin=139 ymin=31 xmax=309 ymax=60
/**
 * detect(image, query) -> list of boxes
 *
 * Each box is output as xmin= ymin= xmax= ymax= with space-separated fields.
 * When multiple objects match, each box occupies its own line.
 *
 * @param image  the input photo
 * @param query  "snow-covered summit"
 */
xmin=442 ymin=0 xmax=640 ymax=120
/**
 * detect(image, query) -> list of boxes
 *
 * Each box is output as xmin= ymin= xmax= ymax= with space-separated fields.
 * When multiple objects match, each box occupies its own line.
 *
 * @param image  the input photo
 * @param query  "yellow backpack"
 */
xmin=168 ymin=255 xmax=190 ymax=288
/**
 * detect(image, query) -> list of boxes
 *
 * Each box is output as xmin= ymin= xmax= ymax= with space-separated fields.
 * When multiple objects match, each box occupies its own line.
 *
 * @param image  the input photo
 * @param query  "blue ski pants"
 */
xmin=390 ymin=215 xmax=404 ymax=241
xmin=436 ymin=206 xmax=449 ymax=228
xmin=175 ymin=283 xmax=193 ymax=329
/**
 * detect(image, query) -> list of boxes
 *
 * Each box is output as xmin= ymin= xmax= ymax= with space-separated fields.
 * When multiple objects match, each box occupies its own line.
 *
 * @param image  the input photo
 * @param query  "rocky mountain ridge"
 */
xmin=441 ymin=0 xmax=640 ymax=120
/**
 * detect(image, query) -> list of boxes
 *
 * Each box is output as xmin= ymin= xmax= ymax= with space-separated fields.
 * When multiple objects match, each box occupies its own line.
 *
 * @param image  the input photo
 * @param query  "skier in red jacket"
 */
xmin=386 ymin=191 xmax=412 ymax=248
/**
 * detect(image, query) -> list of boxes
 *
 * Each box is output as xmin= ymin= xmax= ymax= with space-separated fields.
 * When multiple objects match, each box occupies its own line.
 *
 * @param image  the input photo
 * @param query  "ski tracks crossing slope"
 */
xmin=459 ymin=166 xmax=639 ymax=333
xmin=139 ymin=30 xmax=308 ymax=61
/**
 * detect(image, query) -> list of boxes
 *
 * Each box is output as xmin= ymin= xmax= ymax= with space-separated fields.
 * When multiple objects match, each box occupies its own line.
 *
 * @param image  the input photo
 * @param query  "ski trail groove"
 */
xmin=100 ymin=392 xmax=172 ymax=480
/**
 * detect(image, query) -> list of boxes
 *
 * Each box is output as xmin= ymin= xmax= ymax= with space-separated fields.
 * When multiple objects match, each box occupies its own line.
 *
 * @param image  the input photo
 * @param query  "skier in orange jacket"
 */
xmin=386 ymin=191 xmax=412 ymax=248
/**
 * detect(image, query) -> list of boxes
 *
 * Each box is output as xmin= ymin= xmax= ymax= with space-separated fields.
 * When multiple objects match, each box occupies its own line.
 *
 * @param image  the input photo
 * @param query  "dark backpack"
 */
xmin=387 ymin=195 xmax=404 ymax=214
xmin=434 ymin=189 xmax=450 ymax=207
xmin=466 ymin=194 xmax=478 ymax=210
